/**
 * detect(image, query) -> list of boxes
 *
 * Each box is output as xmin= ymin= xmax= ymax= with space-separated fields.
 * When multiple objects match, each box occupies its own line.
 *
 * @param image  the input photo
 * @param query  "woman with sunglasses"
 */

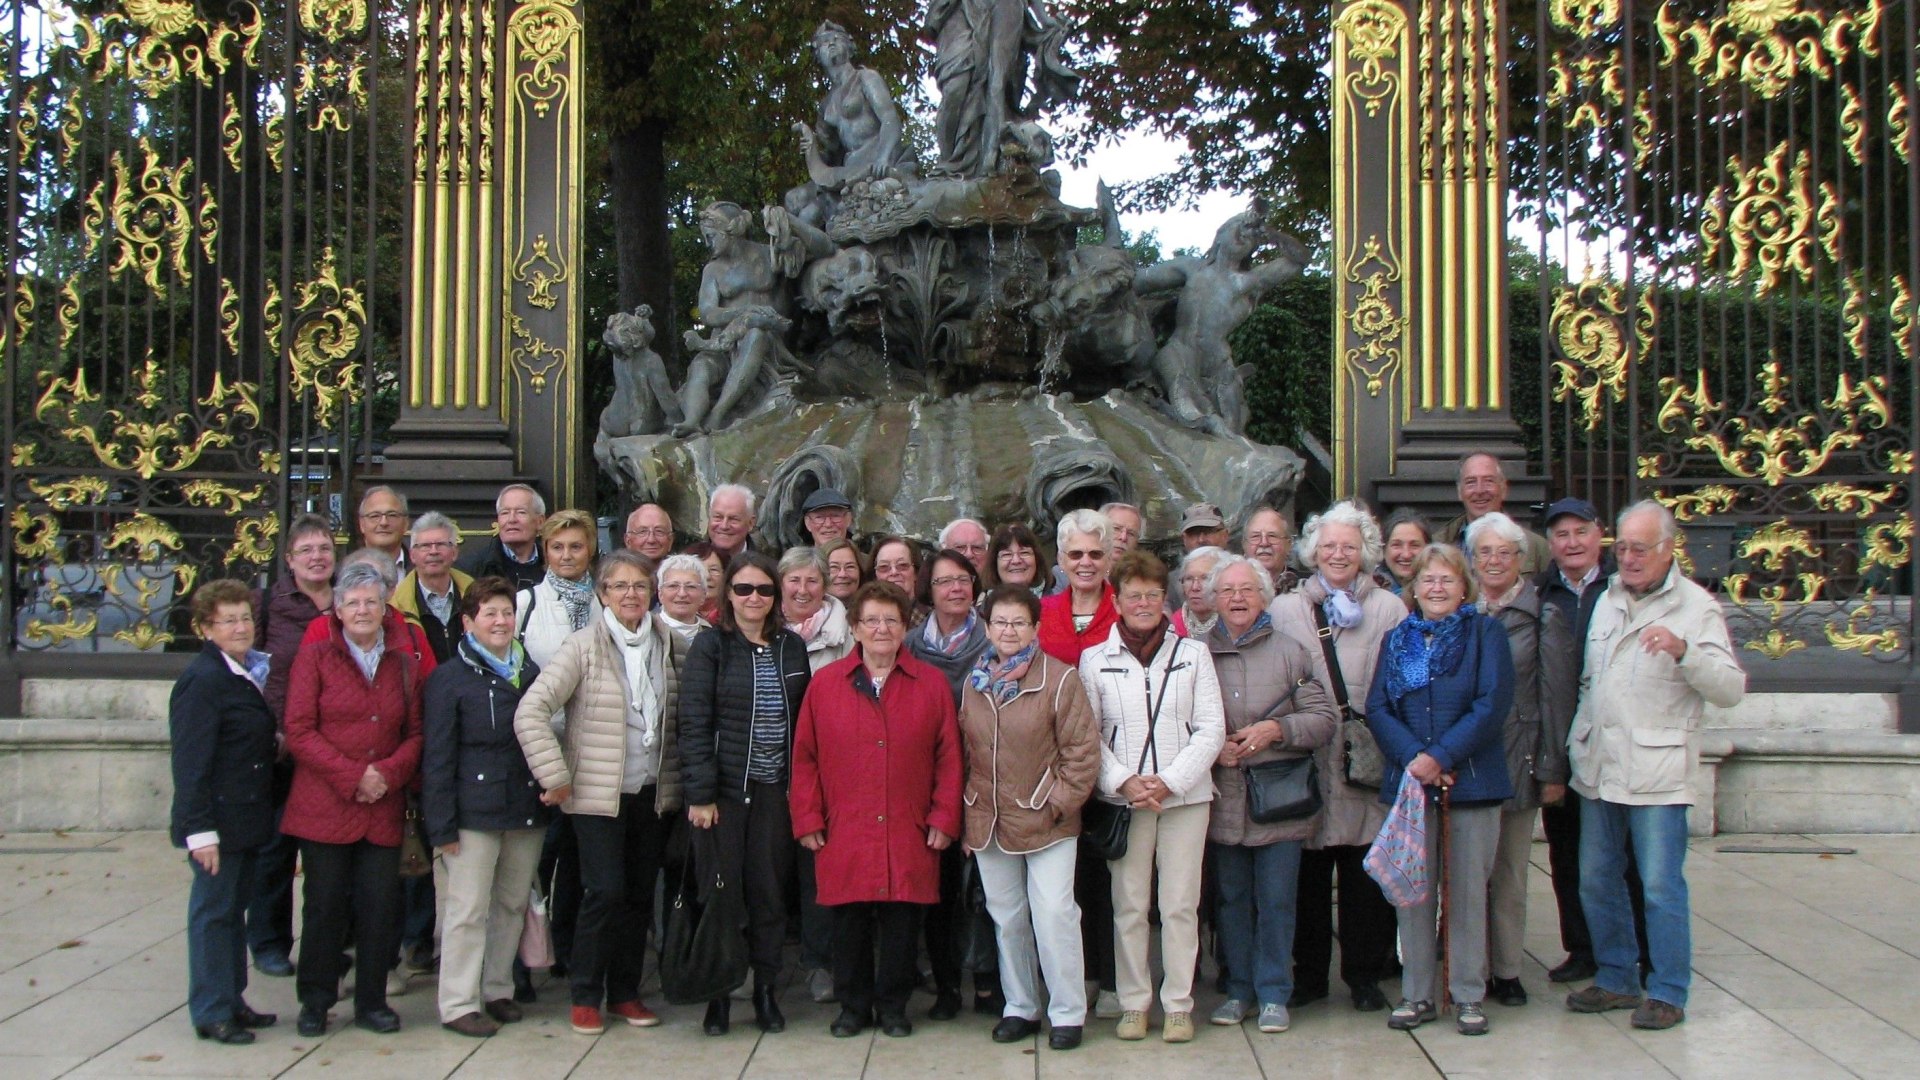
xmin=679 ymin=552 xmax=812 ymax=1036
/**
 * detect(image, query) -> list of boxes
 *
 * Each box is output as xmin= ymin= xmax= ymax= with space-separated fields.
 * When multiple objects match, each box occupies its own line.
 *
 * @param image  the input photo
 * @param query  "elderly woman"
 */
xmin=1082 ymin=550 xmax=1226 ymax=1044
xmin=516 ymin=509 xmax=602 ymax=668
xmin=422 ymin=576 xmax=552 ymax=1037
xmin=1204 ymin=555 xmax=1338 ymax=1035
xmin=171 ymin=580 xmax=279 ymax=1044
xmin=1270 ymin=500 xmax=1408 ymax=1013
xmin=681 ymin=541 xmax=728 ymax=624
xmin=680 ymin=552 xmax=813 ymax=1036
xmin=1367 ymin=544 xmax=1515 ymax=1037
xmin=656 ymin=553 xmax=714 ymax=641
xmin=515 ymin=550 xmax=688 ymax=1036
xmin=821 ymin=538 xmax=869 ymax=606
xmin=792 ymin=581 xmax=964 ymax=1040
xmin=961 ymin=586 xmax=1099 ymax=1050
xmin=782 ymin=547 xmax=855 ymax=672
xmin=1465 ymin=513 xmax=1575 ymax=1008
xmin=1171 ymin=545 xmax=1227 ymax=638
xmin=1374 ymin=509 xmax=1433 ymax=595
xmin=988 ymin=523 xmax=1043 ymax=593
xmin=871 ymin=535 xmax=920 ymax=596
xmin=282 ymin=558 xmax=427 ymax=1037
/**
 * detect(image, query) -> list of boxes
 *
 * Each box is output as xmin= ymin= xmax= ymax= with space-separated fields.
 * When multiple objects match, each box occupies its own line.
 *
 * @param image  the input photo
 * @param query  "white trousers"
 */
xmin=433 ymin=827 xmax=544 ymax=1022
xmin=975 ymin=838 xmax=1087 ymax=1026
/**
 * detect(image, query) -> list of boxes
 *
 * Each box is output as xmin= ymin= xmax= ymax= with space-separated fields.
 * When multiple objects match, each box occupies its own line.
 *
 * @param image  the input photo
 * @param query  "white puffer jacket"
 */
xmin=1079 ymin=629 xmax=1225 ymax=809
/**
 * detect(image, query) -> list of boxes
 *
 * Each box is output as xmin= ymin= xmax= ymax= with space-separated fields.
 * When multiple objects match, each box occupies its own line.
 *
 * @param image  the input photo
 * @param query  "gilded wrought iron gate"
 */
xmin=1519 ymin=0 xmax=1920 ymax=668
xmin=1 ymin=0 xmax=407 ymax=668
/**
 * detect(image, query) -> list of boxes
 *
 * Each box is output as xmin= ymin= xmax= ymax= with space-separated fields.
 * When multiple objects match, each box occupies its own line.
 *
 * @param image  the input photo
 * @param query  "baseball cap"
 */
xmin=1180 ymin=502 xmax=1225 ymax=531
xmin=1544 ymin=497 xmax=1600 ymax=525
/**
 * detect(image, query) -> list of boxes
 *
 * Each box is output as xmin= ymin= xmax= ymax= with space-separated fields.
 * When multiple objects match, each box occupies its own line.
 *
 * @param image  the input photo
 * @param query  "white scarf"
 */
xmin=602 ymin=609 xmax=662 ymax=777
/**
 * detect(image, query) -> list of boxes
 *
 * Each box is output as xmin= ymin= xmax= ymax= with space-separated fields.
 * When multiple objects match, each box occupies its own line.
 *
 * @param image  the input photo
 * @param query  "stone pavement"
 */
xmin=0 ymin=831 xmax=1915 ymax=1079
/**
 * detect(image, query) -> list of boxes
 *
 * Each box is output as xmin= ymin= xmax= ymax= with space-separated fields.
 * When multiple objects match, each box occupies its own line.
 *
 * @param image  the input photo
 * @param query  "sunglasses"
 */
xmin=730 ymin=582 xmax=778 ymax=598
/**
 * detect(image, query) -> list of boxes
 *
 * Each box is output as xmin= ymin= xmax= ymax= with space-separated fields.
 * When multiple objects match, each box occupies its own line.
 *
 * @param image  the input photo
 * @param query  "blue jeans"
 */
xmin=1211 ymin=840 xmax=1302 ymax=1007
xmin=1579 ymin=799 xmax=1691 ymax=1007
xmin=188 ymin=846 xmax=259 ymax=1027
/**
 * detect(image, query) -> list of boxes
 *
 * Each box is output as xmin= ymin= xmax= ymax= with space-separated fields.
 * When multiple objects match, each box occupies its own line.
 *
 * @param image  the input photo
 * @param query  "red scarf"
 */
xmin=1037 ymin=584 xmax=1118 ymax=666
xmin=1117 ymin=616 xmax=1170 ymax=667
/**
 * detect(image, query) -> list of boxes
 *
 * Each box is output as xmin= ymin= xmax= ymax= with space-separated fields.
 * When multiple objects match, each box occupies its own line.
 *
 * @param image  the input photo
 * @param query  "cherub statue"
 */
xmin=599 ymin=304 xmax=680 ymax=437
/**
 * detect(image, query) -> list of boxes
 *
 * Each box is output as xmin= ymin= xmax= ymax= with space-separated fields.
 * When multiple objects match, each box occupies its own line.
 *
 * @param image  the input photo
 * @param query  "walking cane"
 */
xmin=1436 ymin=782 xmax=1452 ymax=1015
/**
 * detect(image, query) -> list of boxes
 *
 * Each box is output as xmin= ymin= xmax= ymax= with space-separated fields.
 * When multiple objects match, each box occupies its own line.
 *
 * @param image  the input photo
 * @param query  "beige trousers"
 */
xmin=1110 ymin=801 xmax=1210 ymax=1014
xmin=1487 ymin=805 xmax=1537 ymax=980
xmin=434 ymin=827 xmax=545 ymax=1022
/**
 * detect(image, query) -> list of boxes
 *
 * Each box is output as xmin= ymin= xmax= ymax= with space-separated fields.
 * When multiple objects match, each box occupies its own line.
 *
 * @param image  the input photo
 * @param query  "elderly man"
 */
xmin=1179 ymin=503 xmax=1229 ymax=552
xmin=706 ymin=484 xmax=757 ymax=562
xmin=1564 ymin=501 xmax=1744 ymax=1032
xmin=394 ymin=512 xmax=472 ymax=663
xmin=802 ymin=489 xmax=856 ymax=547
xmin=1435 ymin=453 xmax=1550 ymax=574
xmin=1101 ymin=502 xmax=1143 ymax=553
xmin=1241 ymin=507 xmax=1297 ymax=594
xmin=623 ymin=503 xmax=675 ymax=562
xmin=937 ymin=517 xmax=990 ymax=576
xmin=457 ymin=483 xmax=547 ymax=590
xmin=357 ymin=486 xmax=411 ymax=571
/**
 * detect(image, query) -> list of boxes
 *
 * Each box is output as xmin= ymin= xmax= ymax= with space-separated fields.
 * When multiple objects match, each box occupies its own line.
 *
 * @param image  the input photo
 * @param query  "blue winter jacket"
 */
xmin=1364 ymin=609 xmax=1516 ymax=806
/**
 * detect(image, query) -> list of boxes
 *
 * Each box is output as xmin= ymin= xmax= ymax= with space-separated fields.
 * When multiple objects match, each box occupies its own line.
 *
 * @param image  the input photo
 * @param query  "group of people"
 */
xmin=168 ymin=452 xmax=1744 ymax=1051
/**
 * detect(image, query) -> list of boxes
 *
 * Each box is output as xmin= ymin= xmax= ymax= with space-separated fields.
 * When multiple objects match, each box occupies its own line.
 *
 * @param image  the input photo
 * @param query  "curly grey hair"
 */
xmin=1464 ymin=511 xmax=1527 ymax=561
xmin=1203 ymin=552 xmax=1275 ymax=608
xmin=1055 ymin=508 xmax=1112 ymax=553
xmin=1296 ymin=500 xmax=1385 ymax=573
xmin=657 ymin=553 xmax=709 ymax=593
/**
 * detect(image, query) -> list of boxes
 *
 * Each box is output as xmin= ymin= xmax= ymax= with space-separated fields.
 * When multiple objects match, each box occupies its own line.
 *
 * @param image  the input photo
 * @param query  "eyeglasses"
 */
xmin=731 ymin=582 xmax=778 ymax=598
xmin=1216 ymin=585 xmax=1264 ymax=599
xmin=1063 ymin=548 xmax=1105 ymax=562
xmin=989 ymin=618 xmax=1032 ymax=631
xmin=930 ymin=574 xmax=971 ymax=589
xmin=1318 ymin=542 xmax=1360 ymax=556
xmin=1416 ymin=574 xmax=1462 ymax=589
xmin=360 ymin=510 xmax=405 ymax=522
xmin=203 ymin=614 xmax=254 ymax=629
xmin=660 ymin=580 xmax=702 ymax=592
xmin=625 ymin=527 xmax=670 ymax=538
xmin=1119 ymin=589 xmax=1166 ymax=605
xmin=338 ymin=596 xmax=385 ymax=612
xmin=859 ymin=615 xmax=904 ymax=629
xmin=1615 ymin=541 xmax=1670 ymax=558
xmin=412 ymin=540 xmax=456 ymax=551
xmin=1473 ymin=546 xmax=1520 ymax=563
xmin=603 ymin=581 xmax=651 ymax=595
xmin=289 ymin=544 xmax=333 ymax=559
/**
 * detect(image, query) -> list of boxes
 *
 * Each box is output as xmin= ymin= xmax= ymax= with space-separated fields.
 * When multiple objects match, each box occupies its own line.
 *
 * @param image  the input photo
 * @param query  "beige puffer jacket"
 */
xmin=513 ymin=612 xmax=687 ymax=818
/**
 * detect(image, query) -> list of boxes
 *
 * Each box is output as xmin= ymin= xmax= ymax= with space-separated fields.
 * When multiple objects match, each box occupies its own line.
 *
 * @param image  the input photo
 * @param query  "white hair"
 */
xmin=335 ymin=557 xmax=394 ymax=600
xmin=408 ymin=511 xmax=458 ymax=545
xmin=1203 ymin=552 xmax=1275 ymax=608
xmin=1464 ymin=511 xmax=1526 ymax=555
xmin=657 ymin=553 xmax=709 ymax=593
xmin=710 ymin=483 xmax=756 ymax=518
xmin=1055 ymin=509 xmax=1112 ymax=552
xmin=1098 ymin=501 xmax=1140 ymax=518
xmin=1177 ymin=545 xmax=1228 ymax=582
xmin=938 ymin=518 xmax=987 ymax=547
xmin=1617 ymin=499 xmax=1678 ymax=543
xmin=495 ymin=482 xmax=546 ymax=517
xmin=1296 ymin=500 xmax=1385 ymax=573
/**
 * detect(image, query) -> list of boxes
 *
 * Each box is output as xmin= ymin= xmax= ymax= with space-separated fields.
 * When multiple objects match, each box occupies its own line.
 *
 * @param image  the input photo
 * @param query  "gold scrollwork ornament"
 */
xmin=287 ymin=247 xmax=366 ymax=427
xmin=1547 ymin=276 xmax=1628 ymax=431
xmin=1333 ymin=0 xmax=1406 ymax=86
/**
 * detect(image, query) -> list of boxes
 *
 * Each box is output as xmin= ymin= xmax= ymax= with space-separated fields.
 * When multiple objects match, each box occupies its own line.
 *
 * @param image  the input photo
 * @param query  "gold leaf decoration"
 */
xmin=1890 ymin=275 xmax=1913 ymax=360
xmin=1861 ymin=515 xmax=1913 ymax=571
xmin=300 ymin=0 xmax=368 ymax=41
xmin=1550 ymin=0 xmax=1621 ymax=36
xmin=114 ymin=623 xmax=174 ymax=652
xmin=1333 ymin=0 xmax=1406 ymax=85
xmin=219 ymin=278 xmax=242 ymax=355
xmin=11 ymin=506 xmax=61 ymax=559
xmin=229 ymin=514 xmax=281 ymax=564
xmin=89 ymin=139 xmax=195 ymax=299
xmin=21 ymin=594 xmax=100 ymax=647
xmin=1656 ymin=366 xmax=1886 ymax=486
xmin=1548 ymin=275 xmax=1628 ymax=431
xmin=1891 ymin=83 xmax=1911 ymax=163
xmin=105 ymin=513 xmax=185 ymax=559
xmin=1745 ymin=629 xmax=1806 ymax=659
xmin=182 ymin=480 xmax=267 ymax=513
xmin=221 ymin=92 xmax=245 ymax=171
xmin=36 ymin=352 xmax=260 ymax=480
xmin=27 ymin=477 xmax=110 ymax=511
xmin=1656 ymin=485 xmax=1739 ymax=521
xmin=1806 ymin=482 xmax=1897 ymax=518
xmin=1740 ymin=519 xmax=1819 ymax=571
xmin=1825 ymin=604 xmax=1903 ymax=657
xmin=287 ymin=247 xmax=366 ymax=426
xmin=55 ymin=278 xmax=80 ymax=348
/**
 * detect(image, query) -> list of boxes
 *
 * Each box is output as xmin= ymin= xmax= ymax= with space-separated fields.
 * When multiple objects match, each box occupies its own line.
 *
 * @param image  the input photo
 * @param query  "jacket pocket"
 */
xmin=462 ymin=774 xmax=511 ymax=814
xmin=1017 ymin=768 xmax=1056 ymax=811
xmin=1627 ymin=726 xmax=1690 ymax=795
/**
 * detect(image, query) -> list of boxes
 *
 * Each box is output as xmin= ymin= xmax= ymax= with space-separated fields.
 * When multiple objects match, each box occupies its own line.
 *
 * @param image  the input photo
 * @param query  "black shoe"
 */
xmin=1489 ymin=977 xmax=1528 ymax=1007
xmin=354 ymin=1007 xmax=401 ymax=1034
xmin=973 ymin=989 xmax=1006 ymax=1015
xmin=703 ymin=998 xmax=730 ymax=1036
xmin=253 ymin=952 xmax=294 ymax=978
xmin=1289 ymin=985 xmax=1329 ymax=1008
xmin=296 ymin=1007 xmax=327 ymax=1037
xmin=234 ymin=1003 xmax=277 ymax=1029
xmin=1548 ymin=954 xmax=1598 ymax=983
xmin=512 ymin=969 xmax=537 ymax=1004
xmin=928 ymin=989 xmax=962 ymax=1021
xmin=830 ymin=1006 xmax=871 ymax=1038
xmin=753 ymin=985 xmax=786 ymax=1033
xmin=880 ymin=1013 xmax=913 ymax=1038
xmin=195 ymin=1020 xmax=255 ymax=1044
xmin=991 ymin=1016 xmax=1041 ymax=1043
xmin=1351 ymin=983 xmax=1389 ymax=1012
xmin=1048 ymin=1024 xmax=1083 ymax=1050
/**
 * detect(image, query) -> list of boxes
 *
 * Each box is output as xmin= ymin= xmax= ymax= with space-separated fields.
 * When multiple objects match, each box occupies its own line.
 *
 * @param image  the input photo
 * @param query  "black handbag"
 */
xmin=1081 ymin=646 xmax=1179 ymax=861
xmin=1244 ymin=756 xmax=1322 ymax=823
xmin=658 ymin=832 xmax=749 ymax=1005
xmin=1314 ymin=606 xmax=1384 ymax=790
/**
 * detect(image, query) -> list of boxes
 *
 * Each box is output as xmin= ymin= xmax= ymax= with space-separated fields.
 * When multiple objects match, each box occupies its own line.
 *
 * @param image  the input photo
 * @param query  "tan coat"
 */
xmin=959 ymin=653 xmax=1101 ymax=854
xmin=513 ymin=613 xmax=688 ymax=818
xmin=1269 ymin=573 xmax=1408 ymax=848
xmin=1206 ymin=621 xmax=1340 ymax=847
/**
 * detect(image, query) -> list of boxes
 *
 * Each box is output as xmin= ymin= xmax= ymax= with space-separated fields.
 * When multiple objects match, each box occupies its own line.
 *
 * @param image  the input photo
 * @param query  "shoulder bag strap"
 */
xmin=1311 ymin=604 xmax=1353 ymax=714
xmin=1136 ymin=642 xmax=1178 ymax=775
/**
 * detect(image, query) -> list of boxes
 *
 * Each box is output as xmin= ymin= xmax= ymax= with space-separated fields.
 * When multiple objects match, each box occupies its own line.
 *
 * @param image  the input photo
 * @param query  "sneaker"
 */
xmin=385 ymin=967 xmax=410 ymax=997
xmin=1565 ymin=985 xmax=1641 ymax=1013
xmin=1630 ymin=999 xmax=1685 ymax=1030
xmin=1162 ymin=1011 xmax=1194 ymax=1043
xmin=807 ymin=967 xmax=837 ymax=1004
xmin=570 ymin=1005 xmax=604 ymax=1035
xmin=1094 ymin=989 xmax=1123 ymax=1020
xmin=1257 ymin=1003 xmax=1290 ymax=1033
xmin=1210 ymin=998 xmax=1250 ymax=1026
xmin=1455 ymin=1001 xmax=1489 ymax=1036
xmin=1548 ymin=954 xmax=1598 ymax=983
xmin=1387 ymin=999 xmax=1436 ymax=1030
xmin=608 ymin=999 xmax=661 ymax=1027
xmin=1114 ymin=1009 xmax=1148 ymax=1040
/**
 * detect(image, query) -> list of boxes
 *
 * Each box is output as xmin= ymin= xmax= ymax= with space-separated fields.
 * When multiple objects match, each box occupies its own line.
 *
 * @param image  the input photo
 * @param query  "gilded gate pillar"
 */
xmin=1331 ymin=0 xmax=1540 ymax=513
xmin=381 ymin=0 xmax=586 ymax=517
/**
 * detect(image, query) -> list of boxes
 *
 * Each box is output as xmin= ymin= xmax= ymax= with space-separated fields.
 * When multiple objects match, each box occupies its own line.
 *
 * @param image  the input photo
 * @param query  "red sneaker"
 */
xmin=609 ymin=999 xmax=662 ymax=1027
xmin=570 ymin=1005 xmax=604 ymax=1035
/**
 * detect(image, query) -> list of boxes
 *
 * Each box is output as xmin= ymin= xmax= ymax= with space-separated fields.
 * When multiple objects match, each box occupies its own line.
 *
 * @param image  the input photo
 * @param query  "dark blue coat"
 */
xmin=420 ymin=637 xmax=552 ymax=848
xmin=1364 ymin=609 xmax=1516 ymax=806
xmin=168 ymin=644 xmax=279 ymax=851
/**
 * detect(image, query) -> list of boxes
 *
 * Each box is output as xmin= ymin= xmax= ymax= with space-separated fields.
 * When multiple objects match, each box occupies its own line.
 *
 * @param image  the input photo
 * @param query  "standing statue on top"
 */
xmin=925 ymin=0 xmax=1080 ymax=178
xmin=785 ymin=20 xmax=917 ymax=230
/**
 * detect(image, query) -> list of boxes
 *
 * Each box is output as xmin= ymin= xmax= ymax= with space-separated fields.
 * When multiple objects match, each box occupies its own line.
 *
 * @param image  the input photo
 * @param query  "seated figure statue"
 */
xmin=598 ymin=304 xmax=680 ymax=438
xmin=784 ymin=20 xmax=916 ymax=230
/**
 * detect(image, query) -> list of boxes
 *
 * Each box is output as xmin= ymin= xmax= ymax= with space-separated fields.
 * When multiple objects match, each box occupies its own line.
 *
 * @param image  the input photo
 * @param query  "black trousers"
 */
xmin=569 ymin=788 xmax=672 ymax=1007
xmin=1544 ymin=792 xmax=1650 ymax=968
xmin=1293 ymin=844 xmax=1398 ymax=994
xmin=701 ymin=781 xmax=793 ymax=987
xmin=1074 ymin=842 xmax=1116 ymax=991
xmin=245 ymin=782 xmax=297 ymax=960
xmin=834 ymin=901 xmax=924 ymax=1020
xmin=295 ymin=839 xmax=403 ymax=1014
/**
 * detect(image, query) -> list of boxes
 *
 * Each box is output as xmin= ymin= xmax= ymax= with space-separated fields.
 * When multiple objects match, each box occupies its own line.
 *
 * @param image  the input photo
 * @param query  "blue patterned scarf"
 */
xmin=968 ymin=640 xmax=1037 ymax=706
xmin=1319 ymin=573 xmax=1364 ymax=629
xmin=1230 ymin=611 xmax=1273 ymax=648
xmin=466 ymin=633 xmax=526 ymax=688
xmin=1383 ymin=608 xmax=1474 ymax=702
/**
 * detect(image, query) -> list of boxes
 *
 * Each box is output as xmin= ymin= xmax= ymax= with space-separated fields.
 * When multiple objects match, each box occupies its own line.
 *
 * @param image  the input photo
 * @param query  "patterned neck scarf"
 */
xmin=1230 ymin=610 xmax=1273 ymax=648
xmin=921 ymin=608 xmax=980 ymax=656
xmin=968 ymin=641 xmax=1037 ymax=706
xmin=465 ymin=633 xmax=525 ymax=687
xmin=547 ymin=570 xmax=595 ymax=631
xmin=1318 ymin=573 xmax=1364 ymax=629
xmin=1384 ymin=608 xmax=1473 ymax=701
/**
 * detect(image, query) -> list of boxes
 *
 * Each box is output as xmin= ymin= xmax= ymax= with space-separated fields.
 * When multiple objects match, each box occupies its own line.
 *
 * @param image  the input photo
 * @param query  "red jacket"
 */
xmin=281 ymin=612 xmax=429 ymax=846
xmin=790 ymin=649 xmax=962 ymax=906
xmin=1037 ymin=585 xmax=1118 ymax=667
